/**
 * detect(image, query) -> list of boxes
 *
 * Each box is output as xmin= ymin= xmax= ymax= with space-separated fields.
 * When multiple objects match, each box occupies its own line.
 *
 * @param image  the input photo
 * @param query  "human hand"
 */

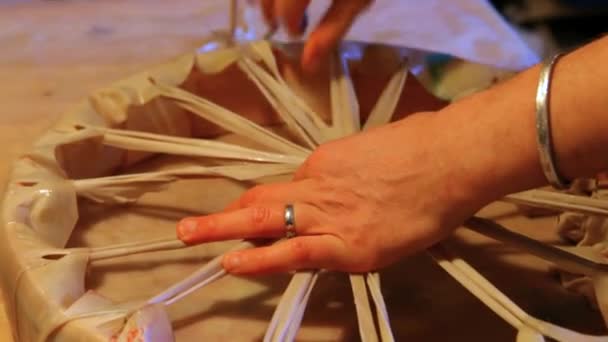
xmin=261 ymin=0 xmax=373 ymax=72
xmin=176 ymin=111 xmax=489 ymax=275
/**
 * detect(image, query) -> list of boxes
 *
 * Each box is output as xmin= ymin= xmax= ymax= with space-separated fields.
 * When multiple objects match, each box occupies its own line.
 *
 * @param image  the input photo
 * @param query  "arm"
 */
xmin=446 ymin=35 xmax=608 ymax=205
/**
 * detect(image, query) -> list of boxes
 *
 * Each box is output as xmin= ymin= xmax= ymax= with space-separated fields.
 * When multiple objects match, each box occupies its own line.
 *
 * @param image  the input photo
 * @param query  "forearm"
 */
xmin=440 ymin=36 xmax=608 ymax=204
xmin=551 ymin=37 xmax=608 ymax=180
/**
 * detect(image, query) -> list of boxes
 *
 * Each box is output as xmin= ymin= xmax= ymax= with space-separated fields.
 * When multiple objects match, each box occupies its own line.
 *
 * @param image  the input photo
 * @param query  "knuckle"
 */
xmin=318 ymin=192 xmax=349 ymax=212
xmin=250 ymin=206 xmax=272 ymax=230
xmin=349 ymin=232 xmax=369 ymax=251
xmin=305 ymin=145 xmax=331 ymax=172
xmin=313 ymin=176 xmax=334 ymax=192
xmin=240 ymin=185 xmax=265 ymax=206
xmin=316 ymin=195 xmax=359 ymax=219
xmin=298 ymin=142 xmax=342 ymax=179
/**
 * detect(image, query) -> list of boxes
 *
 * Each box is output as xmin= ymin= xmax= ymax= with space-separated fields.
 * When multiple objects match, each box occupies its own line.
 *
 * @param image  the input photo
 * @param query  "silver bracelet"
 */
xmin=535 ymin=53 xmax=570 ymax=189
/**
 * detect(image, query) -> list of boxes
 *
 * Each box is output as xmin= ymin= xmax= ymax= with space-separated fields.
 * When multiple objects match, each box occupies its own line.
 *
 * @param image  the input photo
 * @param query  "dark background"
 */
xmin=490 ymin=0 xmax=607 ymax=51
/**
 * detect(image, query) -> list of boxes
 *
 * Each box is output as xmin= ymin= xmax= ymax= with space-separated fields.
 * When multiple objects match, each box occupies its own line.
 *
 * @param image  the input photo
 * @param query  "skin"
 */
xmin=177 ymin=5 xmax=608 ymax=276
xmin=260 ymin=0 xmax=373 ymax=72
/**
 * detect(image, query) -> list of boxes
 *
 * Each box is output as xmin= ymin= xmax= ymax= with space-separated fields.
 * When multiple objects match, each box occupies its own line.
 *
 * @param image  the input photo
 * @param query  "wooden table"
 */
xmin=0 ymin=1 xmax=231 ymax=340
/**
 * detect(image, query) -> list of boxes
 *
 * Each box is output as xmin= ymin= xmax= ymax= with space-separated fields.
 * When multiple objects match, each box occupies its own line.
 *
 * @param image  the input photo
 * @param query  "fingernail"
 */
xmin=224 ymin=254 xmax=241 ymax=272
xmin=302 ymin=42 xmax=321 ymax=73
xmin=177 ymin=218 xmax=198 ymax=240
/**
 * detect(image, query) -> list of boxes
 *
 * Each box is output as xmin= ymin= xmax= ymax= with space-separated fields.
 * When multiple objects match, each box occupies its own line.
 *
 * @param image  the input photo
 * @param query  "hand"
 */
xmin=261 ymin=0 xmax=373 ymax=72
xmin=176 ymin=111 xmax=487 ymax=275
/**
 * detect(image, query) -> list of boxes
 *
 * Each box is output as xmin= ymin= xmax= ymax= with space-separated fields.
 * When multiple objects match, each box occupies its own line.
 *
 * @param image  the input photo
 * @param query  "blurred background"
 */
xmin=493 ymin=0 xmax=607 ymax=51
xmin=1 ymin=0 xmax=606 ymax=52
xmin=490 ymin=0 xmax=607 ymax=54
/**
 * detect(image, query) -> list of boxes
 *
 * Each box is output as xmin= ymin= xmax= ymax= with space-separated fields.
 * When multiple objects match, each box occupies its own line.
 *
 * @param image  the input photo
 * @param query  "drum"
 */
xmin=1 ymin=4 xmax=608 ymax=341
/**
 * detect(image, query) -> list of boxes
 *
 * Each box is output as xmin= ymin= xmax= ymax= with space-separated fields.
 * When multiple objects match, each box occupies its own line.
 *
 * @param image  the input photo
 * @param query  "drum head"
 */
xmin=1 ymin=39 xmax=605 ymax=342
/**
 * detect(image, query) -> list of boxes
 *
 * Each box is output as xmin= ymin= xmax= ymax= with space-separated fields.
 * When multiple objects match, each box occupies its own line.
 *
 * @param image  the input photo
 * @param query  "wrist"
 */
xmin=427 ymin=36 xmax=608 ymax=213
xmin=435 ymin=70 xmax=548 ymax=208
xmin=547 ymin=40 xmax=608 ymax=181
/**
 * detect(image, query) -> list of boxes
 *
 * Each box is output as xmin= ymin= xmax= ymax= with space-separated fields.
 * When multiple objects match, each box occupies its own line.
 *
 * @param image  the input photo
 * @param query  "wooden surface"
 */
xmin=0 ymin=1 xmax=230 ymax=340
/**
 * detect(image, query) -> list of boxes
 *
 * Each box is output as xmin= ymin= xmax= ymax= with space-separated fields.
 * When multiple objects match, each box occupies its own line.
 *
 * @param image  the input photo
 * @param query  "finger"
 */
xmin=224 ymin=180 xmax=316 ymax=211
xmin=177 ymin=202 xmax=321 ymax=244
xmin=292 ymin=157 xmax=311 ymax=181
xmin=222 ymin=235 xmax=345 ymax=274
xmin=223 ymin=182 xmax=311 ymax=212
xmin=222 ymin=198 xmax=242 ymax=212
xmin=275 ymin=0 xmax=311 ymax=36
xmin=302 ymin=0 xmax=372 ymax=72
xmin=260 ymin=0 xmax=276 ymax=28
xmin=222 ymin=182 xmax=300 ymax=212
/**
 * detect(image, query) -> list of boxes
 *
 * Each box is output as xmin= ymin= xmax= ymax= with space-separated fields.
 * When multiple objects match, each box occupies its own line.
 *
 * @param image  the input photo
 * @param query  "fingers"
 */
xmin=260 ymin=0 xmax=275 ymax=29
xmin=223 ymin=180 xmax=316 ymax=212
xmin=260 ymin=0 xmax=370 ymax=72
xmin=261 ymin=0 xmax=309 ymax=35
xmin=222 ymin=235 xmax=345 ymax=274
xmin=302 ymin=0 xmax=372 ymax=72
xmin=178 ymin=202 xmax=322 ymax=244
xmin=274 ymin=0 xmax=311 ymax=36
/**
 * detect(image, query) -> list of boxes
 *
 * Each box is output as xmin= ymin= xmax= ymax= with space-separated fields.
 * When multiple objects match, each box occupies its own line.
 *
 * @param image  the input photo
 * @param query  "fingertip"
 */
xmin=301 ymin=40 xmax=322 ymax=73
xmin=301 ymin=0 xmax=368 ymax=73
xmin=176 ymin=218 xmax=199 ymax=242
xmin=222 ymin=252 xmax=243 ymax=273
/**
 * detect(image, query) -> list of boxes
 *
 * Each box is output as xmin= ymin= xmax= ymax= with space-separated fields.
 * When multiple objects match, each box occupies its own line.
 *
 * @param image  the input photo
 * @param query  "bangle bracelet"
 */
xmin=535 ymin=53 xmax=571 ymax=189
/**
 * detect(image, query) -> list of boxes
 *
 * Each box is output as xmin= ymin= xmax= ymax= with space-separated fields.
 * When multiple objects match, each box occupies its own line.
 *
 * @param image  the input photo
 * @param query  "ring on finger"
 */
xmin=284 ymin=204 xmax=296 ymax=239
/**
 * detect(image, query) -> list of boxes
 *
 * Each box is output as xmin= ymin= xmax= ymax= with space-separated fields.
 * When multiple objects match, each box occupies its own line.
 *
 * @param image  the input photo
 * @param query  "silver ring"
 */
xmin=284 ymin=204 xmax=296 ymax=239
